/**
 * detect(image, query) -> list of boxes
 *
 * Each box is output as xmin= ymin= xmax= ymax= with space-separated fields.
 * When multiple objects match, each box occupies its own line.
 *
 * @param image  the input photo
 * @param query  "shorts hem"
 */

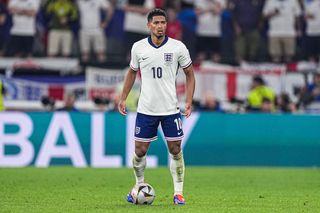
xmin=165 ymin=135 xmax=184 ymax=141
xmin=134 ymin=136 xmax=158 ymax=142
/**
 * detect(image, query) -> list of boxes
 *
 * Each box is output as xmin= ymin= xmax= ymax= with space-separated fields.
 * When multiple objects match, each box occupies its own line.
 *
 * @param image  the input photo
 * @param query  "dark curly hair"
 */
xmin=147 ymin=8 xmax=168 ymax=22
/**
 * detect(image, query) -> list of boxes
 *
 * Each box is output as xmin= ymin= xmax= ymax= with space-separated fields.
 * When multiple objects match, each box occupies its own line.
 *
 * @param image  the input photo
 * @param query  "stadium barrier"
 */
xmin=1 ymin=61 xmax=309 ymax=102
xmin=1 ymin=63 xmax=307 ymax=113
xmin=1 ymin=112 xmax=320 ymax=168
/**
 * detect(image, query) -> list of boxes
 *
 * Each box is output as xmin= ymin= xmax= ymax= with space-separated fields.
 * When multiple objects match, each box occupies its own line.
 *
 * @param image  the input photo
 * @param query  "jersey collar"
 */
xmin=148 ymin=36 xmax=169 ymax=49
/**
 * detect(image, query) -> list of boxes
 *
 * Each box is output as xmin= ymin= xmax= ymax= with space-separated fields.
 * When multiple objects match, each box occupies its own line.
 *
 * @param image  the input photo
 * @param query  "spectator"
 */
xmin=304 ymin=0 xmax=320 ymax=62
xmin=306 ymin=73 xmax=320 ymax=102
xmin=93 ymin=96 xmax=110 ymax=111
xmin=56 ymin=92 xmax=79 ymax=111
xmin=260 ymin=97 xmax=273 ymax=112
xmin=263 ymin=0 xmax=302 ymax=63
xmin=123 ymin=0 xmax=155 ymax=61
xmin=232 ymin=0 xmax=265 ymax=63
xmin=178 ymin=0 xmax=197 ymax=61
xmin=77 ymin=0 xmax=114 ymax=63
xmin=46 ymin=0 xmax=78 ymax=57
xmin=33 ymin=1 xmax=50 ymax=57
xmin=154 ymin=0 xmax=166 ymax=8
xmin=6 ymin=0 xmax=40 ymax=57
xmin=295 ymin=73 xmax=320 ymax=111
xmin=0 ymin=1 xmax=8 ymax=56
xmin=221 ymin=0 xmax=235 ymax=64
xmin=163 ymin=0 xmax=180 ymax=9
xmin=275 ymin=92 xmax=297 ymax=112
xmin=247 ymin=75 xmax=276 ymax=111
xmin=104 ymin=0 xmax=126 ymax=64
xmin=166 ymin=7 xmax=182 ymax=40
xmin=198 ymin=91 xmax=223 ymax=112
xmin=195 ymin=0 xmax=226 ymax=63
xmin=41 ymin=95 xmax=56 ymax=111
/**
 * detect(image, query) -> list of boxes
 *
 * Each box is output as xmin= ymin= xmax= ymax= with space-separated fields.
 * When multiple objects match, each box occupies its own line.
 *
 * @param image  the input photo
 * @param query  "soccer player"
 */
xmin=118 ymin=8 xmax=195 ymax=205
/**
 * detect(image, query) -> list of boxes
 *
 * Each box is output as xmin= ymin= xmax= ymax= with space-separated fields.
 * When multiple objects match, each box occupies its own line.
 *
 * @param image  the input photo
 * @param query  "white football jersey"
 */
xmin=130 ymin=36 xmax=192 ymax=116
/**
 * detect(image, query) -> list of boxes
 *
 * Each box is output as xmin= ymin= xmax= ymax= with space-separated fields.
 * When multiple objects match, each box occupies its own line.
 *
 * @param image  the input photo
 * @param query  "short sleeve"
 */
xmin=129 ymin=43 xmax=139 ymax=71
xmin=178 ymin=42 xmax=192 ymax=69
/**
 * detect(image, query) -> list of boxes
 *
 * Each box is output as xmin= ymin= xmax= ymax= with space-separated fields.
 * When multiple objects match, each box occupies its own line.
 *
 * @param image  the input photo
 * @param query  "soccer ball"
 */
xmin=130 ymin=183 xmax=156 ymax=205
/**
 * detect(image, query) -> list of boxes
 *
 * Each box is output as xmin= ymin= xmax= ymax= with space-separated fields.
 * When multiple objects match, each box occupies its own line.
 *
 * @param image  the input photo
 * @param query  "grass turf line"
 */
xmin=0 ymin=167 xmax=319 ymax=212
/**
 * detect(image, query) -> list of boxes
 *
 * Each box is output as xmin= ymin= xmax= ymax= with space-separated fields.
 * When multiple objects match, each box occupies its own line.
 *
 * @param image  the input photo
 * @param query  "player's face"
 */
xmin=148 ymin=15 xmax=167 ymax=39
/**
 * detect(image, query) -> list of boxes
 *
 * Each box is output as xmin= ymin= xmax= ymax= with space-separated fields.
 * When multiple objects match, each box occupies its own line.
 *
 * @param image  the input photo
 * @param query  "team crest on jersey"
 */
xmin=135 ymin=127 xmax=141 ymax=135
xmin=164 ymin=53 xmax=173 ymax=65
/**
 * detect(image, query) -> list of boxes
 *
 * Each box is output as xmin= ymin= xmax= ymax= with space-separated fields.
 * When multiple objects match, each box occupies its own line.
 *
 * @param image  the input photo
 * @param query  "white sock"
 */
xmin=170 ymin=151 xmax=185 ymax=195
xmin=132 ymin=153 xmax=146 ymax=184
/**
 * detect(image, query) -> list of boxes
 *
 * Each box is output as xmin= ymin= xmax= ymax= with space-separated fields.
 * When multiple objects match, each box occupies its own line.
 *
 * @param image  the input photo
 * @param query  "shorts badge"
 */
xmin=135 ymin=127 xmax=141 ymax=135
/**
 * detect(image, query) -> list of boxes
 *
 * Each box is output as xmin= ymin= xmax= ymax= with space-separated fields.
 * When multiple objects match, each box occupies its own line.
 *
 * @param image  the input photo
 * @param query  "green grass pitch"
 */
xmin=1 ymin=167 xmax=320 ymax=212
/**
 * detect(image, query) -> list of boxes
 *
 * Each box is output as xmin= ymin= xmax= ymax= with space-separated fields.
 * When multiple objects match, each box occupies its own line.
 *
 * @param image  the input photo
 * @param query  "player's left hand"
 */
xmin=182 ymin=103 xmax=192 ymax=118
xmin=118 ymin=100 xmax=127 ymax=116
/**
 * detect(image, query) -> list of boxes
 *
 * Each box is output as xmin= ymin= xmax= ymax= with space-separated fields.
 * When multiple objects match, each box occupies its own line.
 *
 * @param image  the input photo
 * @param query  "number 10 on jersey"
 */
xmin=152 ymin=67 xmax=162 ymax=79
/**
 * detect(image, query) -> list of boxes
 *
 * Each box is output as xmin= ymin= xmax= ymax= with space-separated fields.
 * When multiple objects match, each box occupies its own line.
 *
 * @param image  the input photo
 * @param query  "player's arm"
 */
xmin=182 ymin=64 xmax=195 ymax=118
xmin=118 ymin=68 xmax=137 ymax=115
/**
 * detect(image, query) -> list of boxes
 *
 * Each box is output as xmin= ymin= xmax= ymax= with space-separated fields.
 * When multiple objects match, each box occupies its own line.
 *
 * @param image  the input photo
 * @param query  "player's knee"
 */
xmin=135 ymin=142 xmax=149 ymax=157
xmin=135 ymin=150 xmax=147 ymax=158
xmin=135 ymin=147 xmax=148 ymax=157
xmin=169 ymin=145 xmax=181 ymax=156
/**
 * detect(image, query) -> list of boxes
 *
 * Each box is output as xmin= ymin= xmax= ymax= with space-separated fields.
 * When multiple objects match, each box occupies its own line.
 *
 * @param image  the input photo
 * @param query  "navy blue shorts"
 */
xmin=134 ymin=112 xmax=184 ymax=142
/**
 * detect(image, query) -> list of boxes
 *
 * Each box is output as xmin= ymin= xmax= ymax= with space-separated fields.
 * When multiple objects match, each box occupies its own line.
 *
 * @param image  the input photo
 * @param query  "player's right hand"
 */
xmin=118 ymin=100 xmax=127 ymax=115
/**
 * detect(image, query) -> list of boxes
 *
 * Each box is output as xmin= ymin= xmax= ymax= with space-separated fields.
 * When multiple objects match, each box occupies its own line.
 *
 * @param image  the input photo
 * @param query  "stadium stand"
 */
xmin=0 ymin=0 xmax=319 ymax=113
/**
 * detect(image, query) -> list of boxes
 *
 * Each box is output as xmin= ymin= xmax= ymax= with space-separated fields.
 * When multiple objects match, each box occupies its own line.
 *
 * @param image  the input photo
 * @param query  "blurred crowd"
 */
xmin=1 ymin=0 xmax=320 ymax=113
xmin=192 ymin=73 xmax=320 ymax=113
xmin=0 ymin=0 xmax=319 ymax=65
xmin=35 ymin=72 xmax=320 ymax=113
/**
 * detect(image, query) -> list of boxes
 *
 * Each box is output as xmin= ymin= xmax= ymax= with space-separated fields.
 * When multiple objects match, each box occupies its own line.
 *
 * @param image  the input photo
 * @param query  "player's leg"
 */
xmin=132 ymin=113 xmax=159 ymax=184
xmin=161 ymin=113 xmax=185 ymax=204
xmin=128 ymin=113 xmax=159 ymax=203
xmin=132 ymin=141 xmax=150 ymax=184
xmin=167 ymin=140 xmax=185 ymax=204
